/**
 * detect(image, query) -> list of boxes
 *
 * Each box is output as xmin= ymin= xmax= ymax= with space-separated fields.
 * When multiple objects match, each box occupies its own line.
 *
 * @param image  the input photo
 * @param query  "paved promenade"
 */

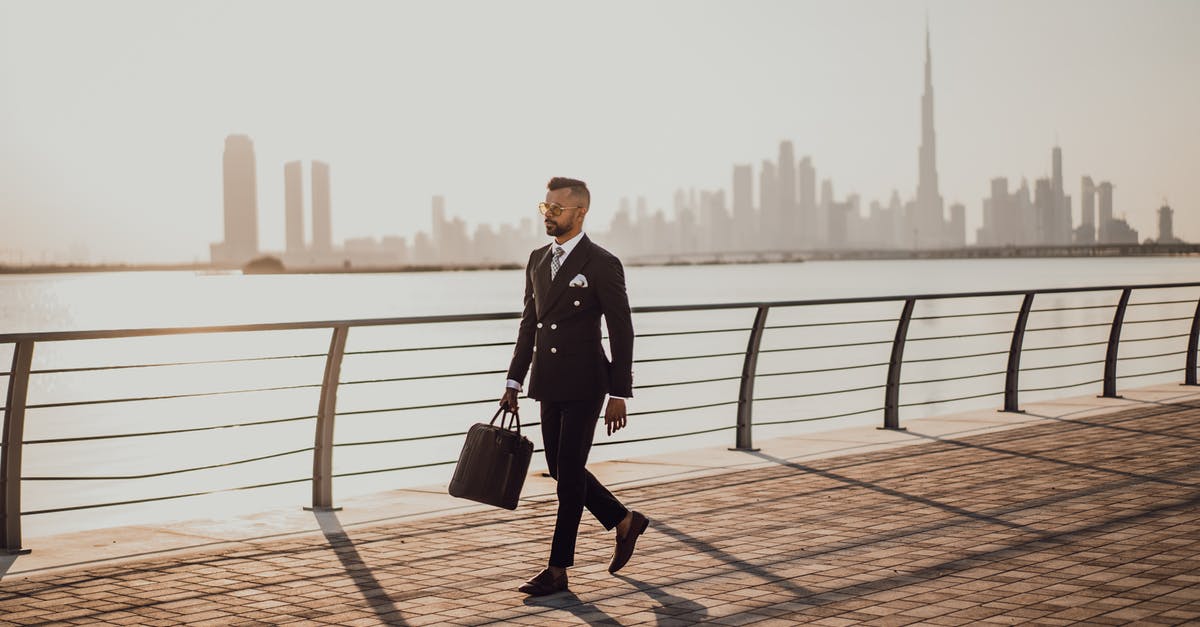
xmin=2 ymin=388 xmax=1200 ymax=625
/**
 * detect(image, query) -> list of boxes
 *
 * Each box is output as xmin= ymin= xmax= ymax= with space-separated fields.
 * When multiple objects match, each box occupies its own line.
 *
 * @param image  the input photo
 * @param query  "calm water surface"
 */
xmin=3 ymin=257 xmax=1197 ymax=332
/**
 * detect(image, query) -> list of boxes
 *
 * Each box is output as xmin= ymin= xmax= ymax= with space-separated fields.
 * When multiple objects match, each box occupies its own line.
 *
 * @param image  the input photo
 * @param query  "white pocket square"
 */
xmin=569 ymin=274 xmax=588 ymax=288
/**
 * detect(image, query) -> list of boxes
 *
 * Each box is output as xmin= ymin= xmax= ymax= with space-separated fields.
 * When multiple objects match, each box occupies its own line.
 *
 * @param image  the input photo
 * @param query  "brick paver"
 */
xmin=3 ymin=402 xmax=1200 ymax=625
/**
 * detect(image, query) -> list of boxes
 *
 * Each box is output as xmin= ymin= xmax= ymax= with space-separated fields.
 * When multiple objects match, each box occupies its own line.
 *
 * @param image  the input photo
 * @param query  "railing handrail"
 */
xmin=3 ymin=280 xmax=1200 ymax=344
xmin=3 ymin=279 xmax=1199 ymax=553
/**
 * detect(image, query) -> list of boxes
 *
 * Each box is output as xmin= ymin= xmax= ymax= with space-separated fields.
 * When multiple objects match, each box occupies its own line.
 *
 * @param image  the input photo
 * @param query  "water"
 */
xmin=1 ymin=257 xmax=1197 ymax=535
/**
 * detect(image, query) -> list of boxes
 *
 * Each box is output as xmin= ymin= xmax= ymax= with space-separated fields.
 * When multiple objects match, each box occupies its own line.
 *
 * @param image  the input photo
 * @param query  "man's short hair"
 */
xmin=547 ymin=177 xmax=590 ymax=208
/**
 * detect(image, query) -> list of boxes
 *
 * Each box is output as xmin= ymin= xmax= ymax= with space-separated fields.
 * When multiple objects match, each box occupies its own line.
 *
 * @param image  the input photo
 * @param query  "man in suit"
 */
xmin=501 ymin=177 xmax=649 ymax=596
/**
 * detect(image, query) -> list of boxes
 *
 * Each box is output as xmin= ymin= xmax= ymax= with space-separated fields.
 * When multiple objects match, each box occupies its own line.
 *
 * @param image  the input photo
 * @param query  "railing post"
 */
xmin=1186 ymin=294 xmax=1200 ymax=386
xmin=882 ymin=299 xmax=916 ymax=430
xmin=1102 ymin=288 xmax=1132 ymax=398
xmin=308 ymin=326 xmax=348 ymax=511
xmin=732 ymin=305 xmax=769 ymax=452
xmin=2 ymin=340 xmax=35 ymax=554
xmin=1003 ymin=293 xmax=1036 ymax=412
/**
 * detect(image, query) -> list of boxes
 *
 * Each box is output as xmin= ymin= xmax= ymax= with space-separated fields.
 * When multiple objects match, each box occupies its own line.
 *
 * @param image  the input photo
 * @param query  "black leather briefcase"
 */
xmin=448 ymin=407 xmax=534 ymax=510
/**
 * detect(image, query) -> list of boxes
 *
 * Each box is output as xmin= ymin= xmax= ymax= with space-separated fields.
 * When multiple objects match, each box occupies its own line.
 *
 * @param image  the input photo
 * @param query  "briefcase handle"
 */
xmin=489 ymin=407 xmax=522 ymax=434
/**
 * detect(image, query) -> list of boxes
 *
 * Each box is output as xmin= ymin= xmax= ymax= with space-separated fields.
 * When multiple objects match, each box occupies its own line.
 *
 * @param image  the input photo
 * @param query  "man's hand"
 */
xmin=500 ymin=388 xmax=519 ymax=413
xmin=604 ymin=397 xmax=627 ymax=436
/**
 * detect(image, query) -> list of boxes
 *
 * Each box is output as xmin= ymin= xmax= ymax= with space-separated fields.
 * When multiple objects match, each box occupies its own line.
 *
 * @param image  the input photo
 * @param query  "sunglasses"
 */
xmin=538 ymin=202 xmax=585 ymax=218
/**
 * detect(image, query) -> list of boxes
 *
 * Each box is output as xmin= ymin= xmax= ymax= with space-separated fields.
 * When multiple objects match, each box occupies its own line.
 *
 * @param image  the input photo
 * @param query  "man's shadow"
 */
xmin=523 ymin=590 xmax=617 ymax=622
xmin=613 ymin=574 xmax=709 ymax=624
xmin=524 ymin=582 xmax=708 ymax=626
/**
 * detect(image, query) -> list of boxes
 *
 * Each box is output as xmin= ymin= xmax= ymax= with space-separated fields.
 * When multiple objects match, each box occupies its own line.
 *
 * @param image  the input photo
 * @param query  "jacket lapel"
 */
xmin=540 ymin=235 xmax=592 ymax=316
xmin=532 ymin=245 xmax=553 ymax=318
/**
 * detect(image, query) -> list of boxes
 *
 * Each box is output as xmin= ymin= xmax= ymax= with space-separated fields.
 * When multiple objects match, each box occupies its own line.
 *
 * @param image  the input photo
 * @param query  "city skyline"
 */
xmin=2 ymin=1 xmax=1197 ymax=264
xmin=207 ymin=22 xmax=1179 ymax=268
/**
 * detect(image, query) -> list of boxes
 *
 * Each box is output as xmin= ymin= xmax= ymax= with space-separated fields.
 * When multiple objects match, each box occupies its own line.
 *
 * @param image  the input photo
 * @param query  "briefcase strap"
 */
xmin=490 ymin=407 xmax=522 ymax=434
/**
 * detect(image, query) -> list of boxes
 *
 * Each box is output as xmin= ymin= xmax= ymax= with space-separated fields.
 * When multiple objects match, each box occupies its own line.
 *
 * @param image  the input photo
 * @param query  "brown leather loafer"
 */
xmin=608 ymin=510 xmax=649 ymax=574
xmin=517 ymin=568 xmax=568 ymax=596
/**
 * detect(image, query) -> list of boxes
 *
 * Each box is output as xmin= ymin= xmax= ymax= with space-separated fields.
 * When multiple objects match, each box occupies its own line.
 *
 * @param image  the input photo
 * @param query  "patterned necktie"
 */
xmin=551 ymin=245 xmax=565 ymax=280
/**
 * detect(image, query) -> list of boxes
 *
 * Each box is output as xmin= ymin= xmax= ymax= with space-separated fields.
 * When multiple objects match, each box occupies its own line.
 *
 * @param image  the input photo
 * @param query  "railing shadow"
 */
xmin=1019 ymin=395 xmax=1200 ymax=443
xmin=313 ymin=510 xmax=409 ymax=626
xmin=902 ymin=412 xmax=1199 ymax=490
xmin=653 ymin=519 xmax=811 ymax=597
xmin=746 ymin=451 xmax=1027 ymax=530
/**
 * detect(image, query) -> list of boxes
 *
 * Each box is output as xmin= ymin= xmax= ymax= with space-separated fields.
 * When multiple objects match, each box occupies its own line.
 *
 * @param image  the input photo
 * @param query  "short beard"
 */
xmin=545 ymin=222 xmax=569 ymax=237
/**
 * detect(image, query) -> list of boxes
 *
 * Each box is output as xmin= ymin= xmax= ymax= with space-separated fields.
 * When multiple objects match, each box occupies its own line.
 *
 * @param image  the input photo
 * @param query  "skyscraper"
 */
xmin=777 ymin=141 xmax=796 ymax=248
xmin=311 ymin=161 xmax=332 ymax=253
xmin=732 ymin=164 xmax=754 ymax=250
xmin=758 ymin=160 xmax=777 ymax=248
xmin=1078 ymin=176 xmax=1096 ymax=244
xmin=1097 ymin=181 xmax=1114 ymax=243
xmin=948 ymin=203 xmax=966 ymax=247
xmin=1158 ymin=204 xmax=1177 ymax=243
xmin=1035 ymin=178 xmax=1054 ymax=244
xmin=797 ymin=157 xmax=816 ymax=247
xmin=431 ymin=195 xmax=447 ymax=262
xmin=210 ymin=134 xmax=259 ymax=265
xmin=987 ymin=177 xmax=1014 ymax=245
xmin=1052 ymin=146 xmax=1063 ymax=205
xmin=284 ymin=161 xmax=305 ymax=254
xmin=1050 ymin=146 xmax=1072 ymax=244
xmin=913 ymin=25 xmax=946 ymax=248
xmin=1051 ymin=146 xmax=1064 ymax=243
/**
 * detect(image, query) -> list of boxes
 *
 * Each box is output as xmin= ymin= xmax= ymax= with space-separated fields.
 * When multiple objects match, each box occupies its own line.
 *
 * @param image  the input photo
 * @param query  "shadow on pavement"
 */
xmin=613 ymin=572 xmax=710 ymax=624
xmin=313 ymin=509 xmax=409 ymax=626
xmin=522 ymin=590 xmax=622 ymax=623
xmin=653 ymin=519 xmax=811 ymax=598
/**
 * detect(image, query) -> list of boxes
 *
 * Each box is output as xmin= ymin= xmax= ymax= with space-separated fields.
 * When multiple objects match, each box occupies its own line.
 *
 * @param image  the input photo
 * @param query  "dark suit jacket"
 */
xmin=506 ymin=234 xmax=634 ymax=403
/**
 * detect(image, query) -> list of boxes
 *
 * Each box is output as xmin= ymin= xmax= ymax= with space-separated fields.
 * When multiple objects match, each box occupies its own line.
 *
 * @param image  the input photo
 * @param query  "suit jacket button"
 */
xmin=533 ymin=345 xmax=537 ymax=352
xmin=574 ymin=300 xmax=580 ymax=306
xmin=550 ymin=323 xmax=557 ymax=330
xmin=537 ymin=322 xmax=543 ymax=329
xmin=550 ymin=347 xmax=557 ymax=353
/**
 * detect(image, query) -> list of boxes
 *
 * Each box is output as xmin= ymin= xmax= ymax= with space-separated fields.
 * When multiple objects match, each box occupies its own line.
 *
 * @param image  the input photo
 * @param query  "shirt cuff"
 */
xmin=505 ymin=379 xmax=523 ymax=392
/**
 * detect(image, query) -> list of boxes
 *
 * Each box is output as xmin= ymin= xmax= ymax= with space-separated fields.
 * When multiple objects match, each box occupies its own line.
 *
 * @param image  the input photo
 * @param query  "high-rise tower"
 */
xmin=1078 ymin=176 xmax=1096 ymax=244
xmin=1097 ymin=181 xmax=1114 ymax=243
xmin=431 ymin=195 xmax=447 ymax=262
xmin=284 ymin=161 xmax=305 ymax=254
xmin=797 ymin=157 xmax=816 ymax=246
xmin=210 ymin=134 xmax=260 ymax=265
xmin=913 ymin=25 xmax=946 ymax=248
xmin=1158 ymin=204 xmax=1176 ymax=243
xmin=777 ymin=141 xmax=796 ymax=249
xmin=758 ymin=160 xmax=777 ymax=247
xmin=1050 ymin=146 xmax=1073 ymax=244
xmin=732 ymin=164 xmax=754 ymax=250
xmin=311 ymin=161 xmax=332 ymax=253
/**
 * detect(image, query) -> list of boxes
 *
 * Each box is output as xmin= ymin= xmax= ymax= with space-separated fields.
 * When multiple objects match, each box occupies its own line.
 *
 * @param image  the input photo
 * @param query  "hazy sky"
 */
xmin=2 ymin=0 xmax=1197 ymax=263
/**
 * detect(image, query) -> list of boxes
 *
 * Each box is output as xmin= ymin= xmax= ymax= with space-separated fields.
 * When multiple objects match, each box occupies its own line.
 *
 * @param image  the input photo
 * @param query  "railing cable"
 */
xmin=22 ymin=413 xmax=318 ymax=445
xmin=24 ymin=447 xmax=313 ymax=481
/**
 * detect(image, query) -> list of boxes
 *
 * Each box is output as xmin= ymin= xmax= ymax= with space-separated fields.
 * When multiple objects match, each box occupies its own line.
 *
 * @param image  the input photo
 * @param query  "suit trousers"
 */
xmin=540 ymin=396 xmax=629 ymax=568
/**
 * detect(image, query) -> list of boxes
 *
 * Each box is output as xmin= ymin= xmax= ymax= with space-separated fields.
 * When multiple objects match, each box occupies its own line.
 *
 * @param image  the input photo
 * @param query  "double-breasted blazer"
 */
xmin=506 ymin=235 xmax=634 ymax=403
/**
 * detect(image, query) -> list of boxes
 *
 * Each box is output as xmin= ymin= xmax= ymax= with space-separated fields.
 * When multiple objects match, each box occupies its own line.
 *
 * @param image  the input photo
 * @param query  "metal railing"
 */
xmin=2 ymin=281 xmax=1199 ymax=553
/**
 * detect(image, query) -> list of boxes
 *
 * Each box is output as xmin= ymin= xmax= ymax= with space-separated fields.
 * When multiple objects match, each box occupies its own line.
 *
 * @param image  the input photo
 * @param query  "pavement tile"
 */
xmin=3 ymin=403 xmax=1200 ymax=625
